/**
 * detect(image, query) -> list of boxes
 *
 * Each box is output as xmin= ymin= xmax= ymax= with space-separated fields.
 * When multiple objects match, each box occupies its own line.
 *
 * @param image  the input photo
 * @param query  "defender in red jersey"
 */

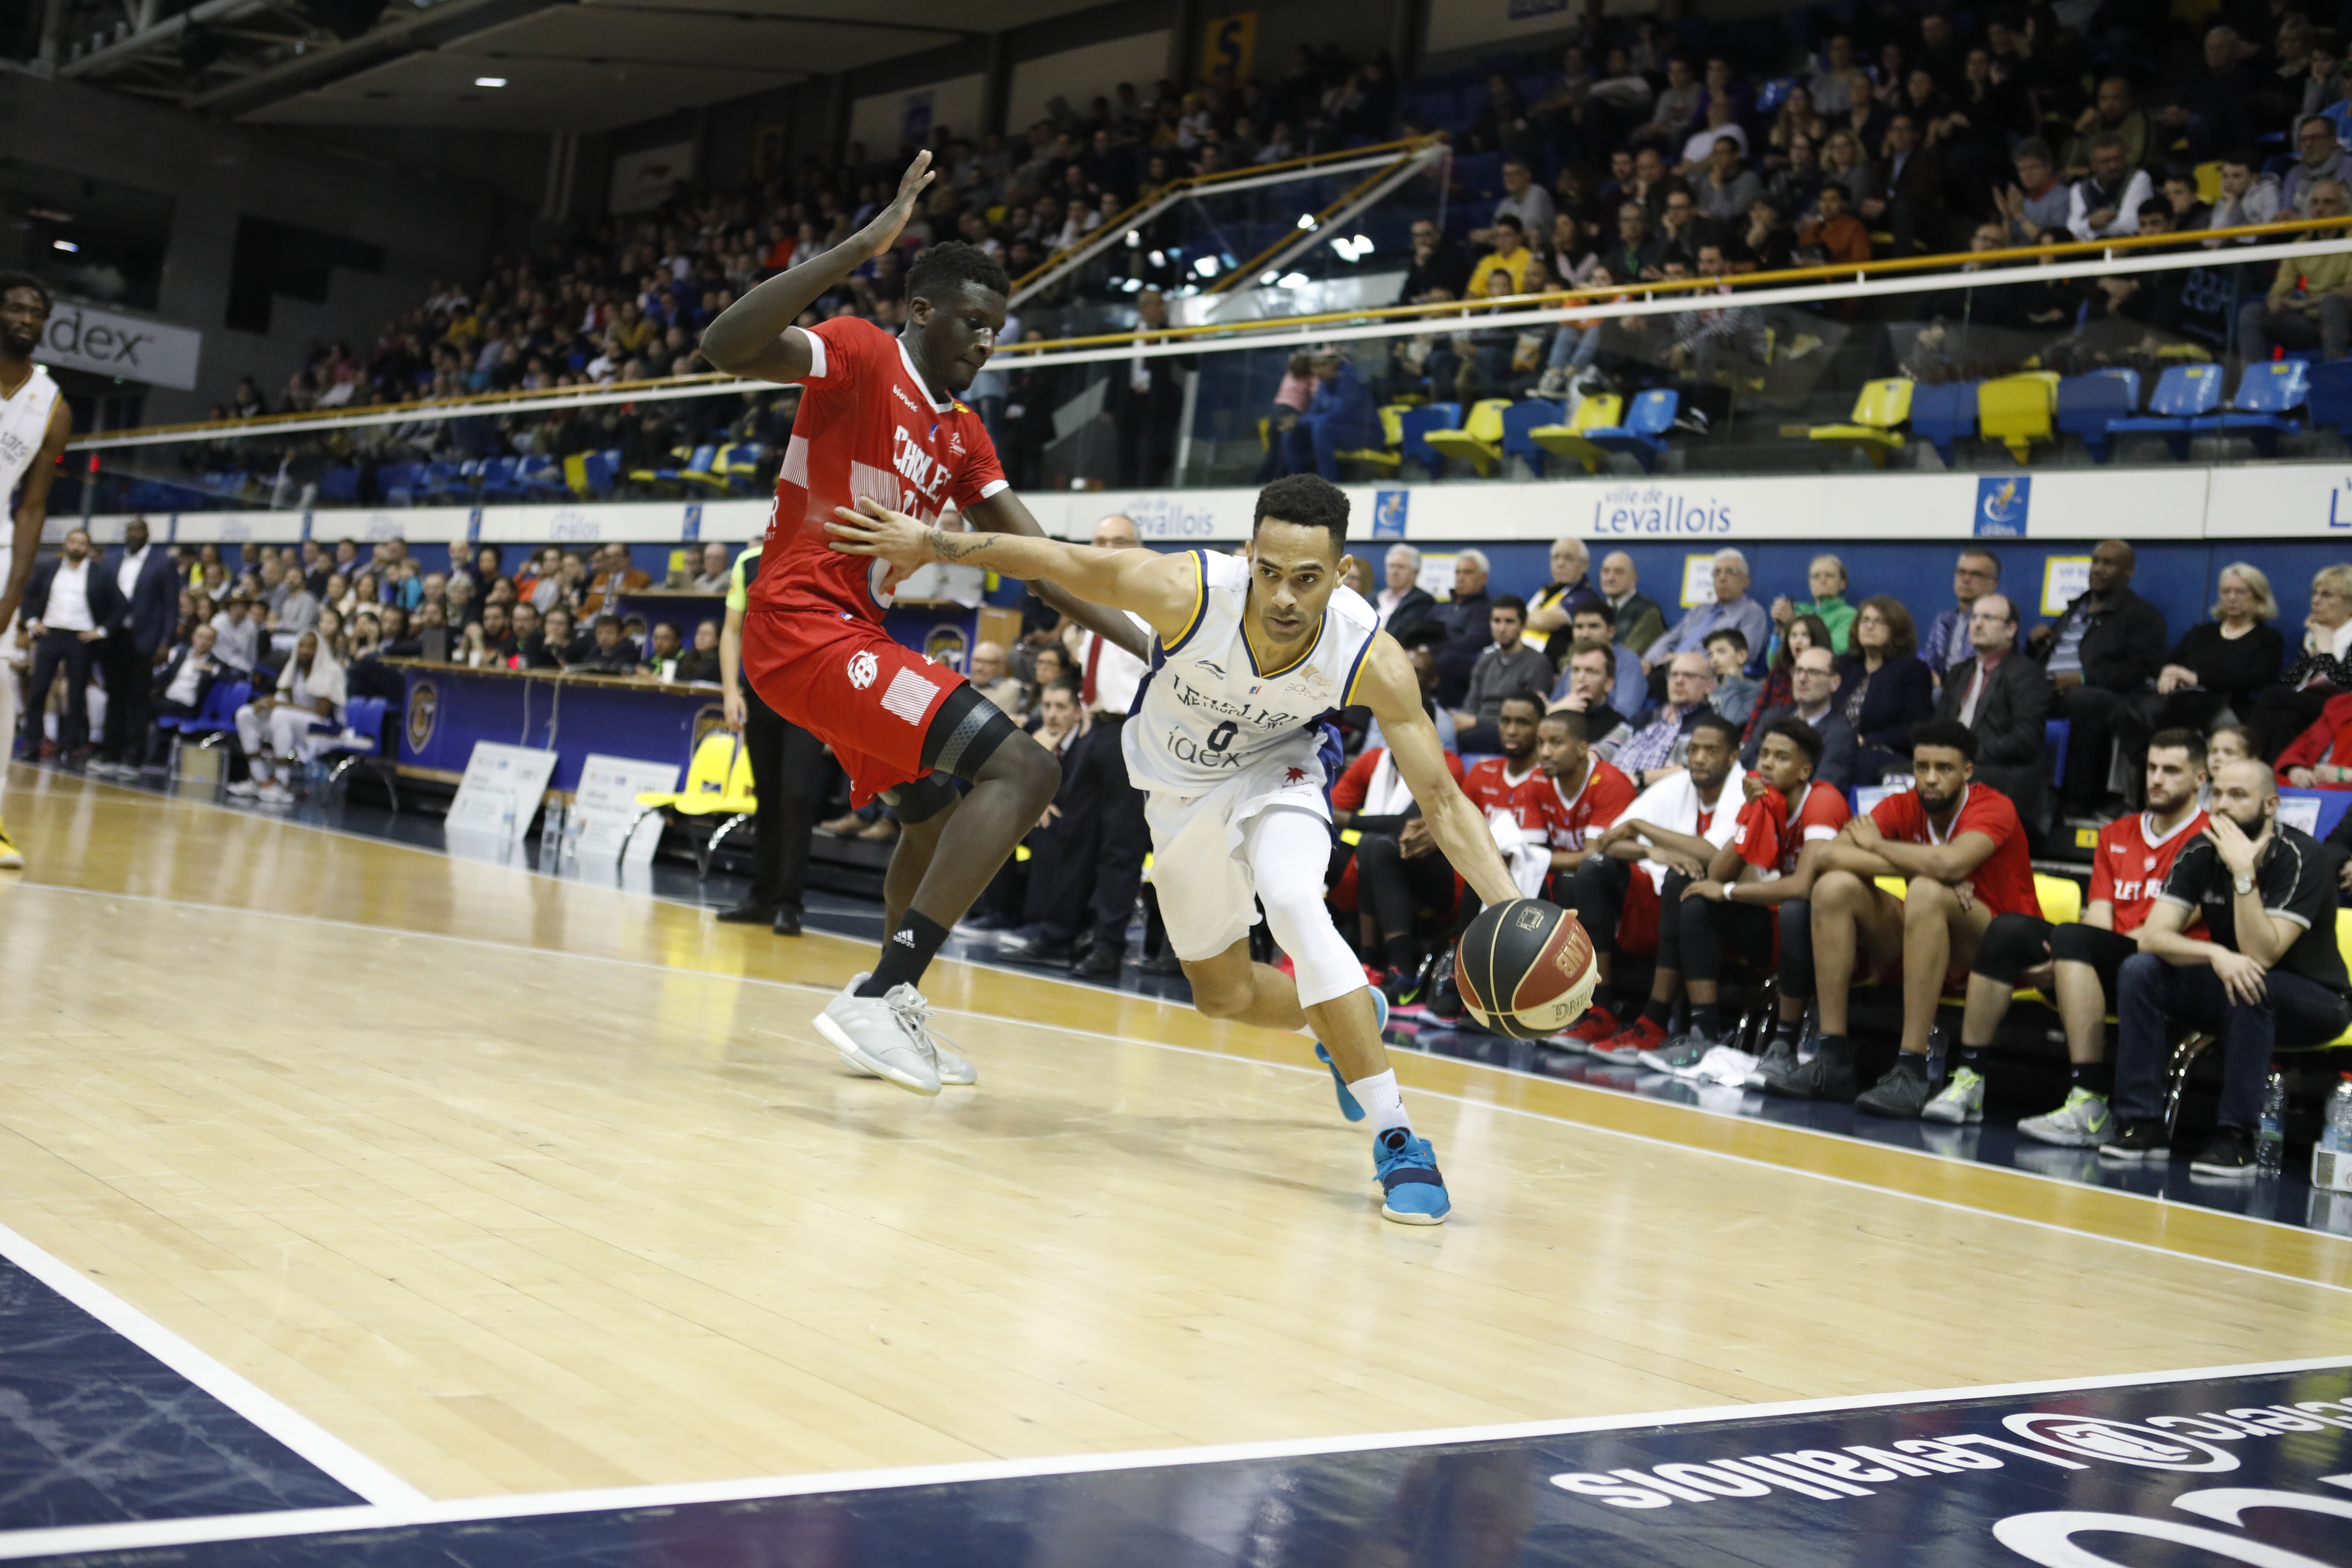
xmin=1764 ymin=717 xmax=2041 ymax=1111
xmin=1940 ymin=730 xmax=2212 ymax=1142
xmin=700 ymin=151 xmax=1147 ymax=1098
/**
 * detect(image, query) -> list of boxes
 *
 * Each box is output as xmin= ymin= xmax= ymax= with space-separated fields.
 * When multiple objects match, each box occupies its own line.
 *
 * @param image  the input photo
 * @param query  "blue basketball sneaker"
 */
xmin=1312 ymin=987 xmax=1388 ymax=1122
xmin=1374 ymin=1127 xmax=1451 ymax=1224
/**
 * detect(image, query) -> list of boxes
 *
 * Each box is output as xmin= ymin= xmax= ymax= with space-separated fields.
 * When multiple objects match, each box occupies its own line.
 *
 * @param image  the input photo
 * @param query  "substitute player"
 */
xmin=700 ymin=154 xmax=1148 ymax=1097
xmin=0 ymin=272 xmax=72 ymax=869
xmin=829 ymin=475 xmax=1522 ymax=1224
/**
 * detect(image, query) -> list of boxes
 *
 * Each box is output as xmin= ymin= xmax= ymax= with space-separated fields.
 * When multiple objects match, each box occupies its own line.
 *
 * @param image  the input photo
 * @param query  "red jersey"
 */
xmin=1735 ymin=779 xmax=1851 ymax=878
xmin=2091 ymin=807 xmax=2208 ymax=934
xmin=752 ymin=316 xmax=1008 ymax=623
xmin=1537 ymin=758 xmax=1636 ymax=851
xmin=1330 ymin=746 xmax=1466 ymax=812
xmin=1870 ymin=783 xmax=2041 ymax=918
xmin=1462 ymin=758 xmax=1547 ymax=831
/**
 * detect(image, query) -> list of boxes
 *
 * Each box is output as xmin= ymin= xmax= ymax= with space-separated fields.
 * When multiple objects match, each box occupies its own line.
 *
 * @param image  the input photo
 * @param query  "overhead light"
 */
xmin=1260 ymin=270 xmax=1279 ymax=285
xmin=1350 ymin=233 xmax=1373 ymax=254
xmin=1295 ymin=214 xmax=1316 ymax=230
xmin=1126 ymin=229 xmax=1140 ymax=248
xmin=1120 ymin=277 xmax=1143 ymax=293
xmin=1278 ymin=271 xmax=1308 ymax=288
xmin=1192 ymin=255 xmax=1218 ymax=278
xmin=1147 ymin=248 xmax=1165 ymax=267
xmin=51 ymin=239 xmax=77 ymax=253
xmin=27 ymin=207 xmax=72 ymax=223
xmin=474 ymin=75 xmax=506 ymax=86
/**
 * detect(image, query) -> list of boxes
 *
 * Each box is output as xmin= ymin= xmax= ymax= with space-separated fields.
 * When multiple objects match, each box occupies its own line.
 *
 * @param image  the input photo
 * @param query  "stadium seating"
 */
xmin=324 ymin=695 xmax=398 ymax=811
xmin=1528 ymin=393 xmax=1625 ymax=474
xmin=1907 ymin=382 xmax=1978 ymax=464
xmin=1498 ymin=398 xmax=1565 ymax=472
xmin=1578 ymin=388 xmax=1680 ymax=471
xmin=2108 ymin=363 xmax=2225 ymax=459
xmin=317 ymin=467 xmax=361 ymax=504
xmin=2309 ymin=360 xmax=2352 ymax=438
xmin=1807 ymin=378 xmax=1912 ymax=465
xmin=1424 ymin=398 xmax=1514 ymax=475
xmin=1977 ymin=373 xmax=2057 ymax=463
xmin=2055 ymin=369 xmax=2140 ymax=463
xmin=378 ymin=463 xmax=424 ymax=506
xmin=2189 ymin=359 xmax=2308 ymax=454
xmin=1397 ymin=402 xmax=1464 ymax=470
xmin=1337 ymin=406 xmax=1406 ymax=476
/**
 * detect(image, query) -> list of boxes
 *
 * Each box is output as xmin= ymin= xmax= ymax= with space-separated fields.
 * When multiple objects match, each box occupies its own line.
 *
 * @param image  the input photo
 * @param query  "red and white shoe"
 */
xmin=1591 ymin=1016 xmax=1668 ymax=1063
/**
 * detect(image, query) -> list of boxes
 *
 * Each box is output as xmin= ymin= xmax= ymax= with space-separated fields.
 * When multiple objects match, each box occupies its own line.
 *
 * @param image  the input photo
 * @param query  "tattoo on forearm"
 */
xmin=927 ymin=528 xmax=997 ymax=562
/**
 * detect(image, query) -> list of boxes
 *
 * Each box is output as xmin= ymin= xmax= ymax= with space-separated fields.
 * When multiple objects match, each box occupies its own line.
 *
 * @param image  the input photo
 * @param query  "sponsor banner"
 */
xmin=608 ymin=141 xmax=695 ymax=215
xmin=70 ymin=500 xmax=776 ymax=547
xmin=2209 ymin=462 xmax=2352 ymax=536
xmin=444 ymin=740 xmax=557 ymax=843
xmin=39 ymin=302 xmax=203 ymax=390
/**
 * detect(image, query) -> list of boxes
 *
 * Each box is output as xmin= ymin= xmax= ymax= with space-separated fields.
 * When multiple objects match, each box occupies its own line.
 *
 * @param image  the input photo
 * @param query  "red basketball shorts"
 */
xmin=742 ymin=608 xmax=959 ymax=805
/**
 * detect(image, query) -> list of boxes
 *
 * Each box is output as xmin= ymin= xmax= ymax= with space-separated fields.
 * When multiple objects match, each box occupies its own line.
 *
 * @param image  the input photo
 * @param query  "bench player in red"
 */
xmin=700 ymin=153 xmax=1147 ymax=1097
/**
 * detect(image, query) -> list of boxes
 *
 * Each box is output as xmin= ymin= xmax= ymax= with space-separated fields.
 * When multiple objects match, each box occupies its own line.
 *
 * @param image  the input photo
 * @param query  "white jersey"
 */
xmin=0 ymin=364 xmax=57 ymax=640
xmin=1124 ymin=548 xmax=1380 ymax=799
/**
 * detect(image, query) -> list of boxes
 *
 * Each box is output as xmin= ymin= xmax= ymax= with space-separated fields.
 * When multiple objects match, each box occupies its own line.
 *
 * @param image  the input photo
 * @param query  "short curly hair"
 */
xmin=1252 ymin=473 xmax=1350 ymax=547
xmin=904 ymin=241 xmax=1010 ymax=303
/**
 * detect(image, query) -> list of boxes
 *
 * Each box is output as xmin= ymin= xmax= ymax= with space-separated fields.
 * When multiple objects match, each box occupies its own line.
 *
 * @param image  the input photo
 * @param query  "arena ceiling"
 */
xmin=58 ymin=0 xmax=1107 ymax=132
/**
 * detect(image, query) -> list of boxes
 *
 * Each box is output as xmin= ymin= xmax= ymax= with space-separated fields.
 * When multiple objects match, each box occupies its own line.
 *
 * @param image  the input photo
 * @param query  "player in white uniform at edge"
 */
xmin=0 ymin=273 xmax=75 ymax=870
xmin=830 ymin=473 xmax=1521 ymax=1224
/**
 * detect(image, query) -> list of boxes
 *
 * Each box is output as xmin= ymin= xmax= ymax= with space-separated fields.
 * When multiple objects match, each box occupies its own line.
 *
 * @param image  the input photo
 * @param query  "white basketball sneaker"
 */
xmin=827 ymin=974 xmax=975 ymax=1087
xmin=815 ymin=978 xmax=941 ymax=1096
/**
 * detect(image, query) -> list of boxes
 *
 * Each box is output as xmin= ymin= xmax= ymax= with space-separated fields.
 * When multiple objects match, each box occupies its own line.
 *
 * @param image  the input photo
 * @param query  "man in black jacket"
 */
xmin=1104 ymin=289 xmax=1196 ymax=489
xmin=147 ymin=623 xmax=223 ymax=766
xmin=2029 ymin=539 xmax=2166 ymax=818
xmin=1430 ymin=550 xmax=1496 ymax=709
xmin=1374 ymin=544 xmax=1437 ymax=644
xmin=1936 ymin=593 xmax=2053 ymax=829
xmin=21 ymin=527 xmax=124 ymax=761
xmin=94 ymin=517 xmax=180 ymax=777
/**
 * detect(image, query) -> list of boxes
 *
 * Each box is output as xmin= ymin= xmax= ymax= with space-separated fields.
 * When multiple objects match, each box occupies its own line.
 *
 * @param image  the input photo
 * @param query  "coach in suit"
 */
xmin=21 ymin=526 xmax=124 ymax=758
xmin=1935 ymin=592 xmax=2052 ymax=827
xmin=146 ymin=623 xmax=223 ymax=766
xmin=97 ymin=517 xmax=178 ymax=775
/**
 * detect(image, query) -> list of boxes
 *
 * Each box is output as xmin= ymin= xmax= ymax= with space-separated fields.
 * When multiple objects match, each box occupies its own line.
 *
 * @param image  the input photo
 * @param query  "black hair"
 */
xmin=1703 ymin=625 xmax=1749 ymax=654
xmin=1689 ymin=711 xmax=1741 ymax=747
xmin=1540 ymin=708 xmax=1587 ymax=741
xmin=2137 ymin=198 xmax=2172 ymax=222
xmin=905 ymin=241 xmax=1010 ymax=303
xmin=1498 ymin=688 xmax=1546 ymax=718
xmin=1573 ymin=599 xmax=1617 ymax=626
xmin=1496 ymin=214 xmax=1526 ymax=233
xmin=0 ymin=271 xmax=51 ymax=316
xmin=1909 ymin=716 xmax=1979 ymax=763
xmin=1398 ymin=620 xmax=1448 ymax=651
xmin=2148 ymin=727 xmax=2207 ymax=767
xmin=1761 ymin=715 xmax=1823 ymax=771
xmin=1253 ymin=473 xmax=1350 ymax=545
xmin=1492 ymin=594 xmax=1528 ymax=618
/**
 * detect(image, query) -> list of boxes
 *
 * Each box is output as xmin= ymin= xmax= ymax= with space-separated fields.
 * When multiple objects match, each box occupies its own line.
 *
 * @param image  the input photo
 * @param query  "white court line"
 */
xmin=9 ymin=876 xmax=2351 ymax=1296
xmin=2 ymin=1353 xmax=2347 ymax=1560
xmin=0 ymin=1218 xmax=426 ymax=1507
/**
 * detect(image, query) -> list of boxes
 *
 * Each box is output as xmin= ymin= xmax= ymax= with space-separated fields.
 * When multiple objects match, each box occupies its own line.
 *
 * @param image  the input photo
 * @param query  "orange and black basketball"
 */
xmin=1453 ymin=898 xmax=1600 ymax=1040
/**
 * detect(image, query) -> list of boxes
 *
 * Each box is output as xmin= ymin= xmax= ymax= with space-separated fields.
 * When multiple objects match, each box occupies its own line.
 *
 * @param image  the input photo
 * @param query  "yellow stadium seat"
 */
xmin=2034 ymin=873 xmax=2082 ymax=928
xmin=630 ymin=731 xmax=757 ymax=879
xmin=1423 ymin=398 xmax=1513 ymax=475
xmin=1979 ymin=373 xmax=2056 ymax=463
xmin=1807 ymin=378 xmax=1912 ymax=465
xmin=1339 ymin=400 xmax=1408 ymax=475
xmin=1528 ymin=394 xmax=1624 ymax=474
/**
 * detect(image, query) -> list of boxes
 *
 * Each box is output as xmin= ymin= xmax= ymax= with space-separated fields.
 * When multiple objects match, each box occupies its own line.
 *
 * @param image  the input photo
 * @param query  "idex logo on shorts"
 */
xmin=847 ymin=650 xmax=881 ymax=690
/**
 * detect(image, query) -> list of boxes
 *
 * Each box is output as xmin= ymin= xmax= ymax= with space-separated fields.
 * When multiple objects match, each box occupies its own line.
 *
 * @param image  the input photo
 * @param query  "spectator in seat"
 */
xmin=1280 ymin=346 xmax=1379 ymax=483
xmin=1606 ymin=203 xmax=1665 ymax=281
xmin=1643 ymin=716 xmax=1852 ymax=1069
xmin=1525 ymin=537 xmax=1602 ymax=644
xmin=2029 ymin=539 xmax=2169 ymax=818
xmin=688 ymin=542 xmax=732 ymax=592
xmin=567 ymin=613 xmax=640 ymax=674
xmin=2249 ymin=564 xmax=2352 ymax=757
xmin=1743 ymin=612 xmax=1831 ymax=748
xmin=1766 ymin=719 xmax=2041 ymax=1109
xmin=2285 ymin=115 xmax=2350 ymax=216
xmin=1374 ymin=544 xmax=1438 ymax=641
xmin=1866 ymin=113 xmax=1942 ymax=255
xmin=2113 ymin=563 xmax=2285 ymax=801
xmin=1567 ymin=712 xmax=1746 ymax=1056
xmin=1647 ymin=547 xmax=1769 ymax=676
xmin=1956 ymin=734 xmax=2211 ymax=1143
xmin=673 ymin=619 xmax=722 ymax=684
xmin=639 ymin=621 xmax=684 ymax=678
xmin=1454 ymin=596 xmax=1554 ymax=753
xmin=2162 ymin=28 xmax=2262 ymax=167
xmin=1770 ymin=552 xmax=1856 ymax=657
xmin=1485 ymin=159 xmax=1555 ymax=245
xmin=1692 ymin=136 xmax=1762 ymax=223
xmin=1994 ymin=139 xmax=2073 ymax=245
xmin=1430 ymin=550 xmax=1495 ymax=708
xmin=581 ymin=543 xmax=650 ymax=618
xmin=2066 ymin=133 xmax=2153 ymax=240
xmin=2207 ymin=150 xmax=2283 ymax=241
xmin=1466 ymin=216 xmax=1534 ymax=298
xmin=1924 ymin=547 xmax=2005 ymax=677
xmin=2061 ymin=76 xmax=2151 ymax=177
xmin=1547 ymin=637 xmax=1634 ymax=759
xmin=1335 ymin=696 xmax=1472 ymax=1008
xmin=1798 ymin=184 xmax=1872 ymax=265
xmin=1637 ymin=57 xmax=1703 ymax=149
xmin=1705 ymin=628 xmax=1760 ymax=725
xmin=224 ymin=629 xmax=344 ymax=806
xmin=146 ymin=623 xmax=222 ymax=768
xmin=1615 ymin=650 xmax=1717 ymax=789
xmin=1553 ymin=602 xmax=1645 ymax=719
xmin=1597 ymin=550 xmax=1666 ymax=656
xmin=2101 ymin=760 xmax=2352 ymax=1176
xmin=966 ymin=640 xmax=1026 ymax=716
xmin=2236 ymin=178 xmax=2352 ymax=366
xmin=1839 ymin=596 xmax=1937 ymax=784
xmin=1741 ymin=642 xmax=1857 ymax=789
xmin=1399 ymin=219 xmax=1470 ymax=303
xmin=1935 ymin=593 xmax=2052 ymax=827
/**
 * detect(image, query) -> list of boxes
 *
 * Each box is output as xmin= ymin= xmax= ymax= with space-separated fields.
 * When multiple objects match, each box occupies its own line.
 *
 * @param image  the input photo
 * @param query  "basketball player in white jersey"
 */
xmin=829 ymin=474 xmax=1520 ymax=1224
xmin=0 ymin=274 xmax=73 ymax=870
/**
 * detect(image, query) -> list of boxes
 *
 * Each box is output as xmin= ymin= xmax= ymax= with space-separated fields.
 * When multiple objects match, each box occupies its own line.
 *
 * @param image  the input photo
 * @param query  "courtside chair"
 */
xmin=2108 ymin=363 xmax=2224 ymax=460
xmin=159 ymin=679 xmax=251 ymax=793
xmin=1978 ymin=374 xmax=2057 ymax=463
xmin=1807 ymin=377 xmax=1913 ymax=466
xmin=2056 ymin=370 xmax=2140 ymax=463
xmin=1530 ymin=393 xmax=1625 ymax=474
xmin=2189 ymin=359 xmax=2309 ymax=455
xmin=1423 ymin=397 xmax=1514 ymax=475
xmin=1397 ymin=402 xmax=1464 ymax=472
xmin=323 ymin=695 xmax=398 ymax=811
xmin=1584 ymin=388 xmax=1679 ymax=471
xmin=629 ymin=730 xmax=754 ymax=878
xmin=2165 ymin=908 xmax=2352 ymax=1136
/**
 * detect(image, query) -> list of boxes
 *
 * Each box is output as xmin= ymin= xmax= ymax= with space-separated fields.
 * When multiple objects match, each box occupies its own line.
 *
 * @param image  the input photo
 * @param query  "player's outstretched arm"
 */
xmin=961 ymin=489 xmax=1152 ymax=662
xmin=1354 ymin=632 xmax=1520 ymax=908
xmin=700 ymin=153 xmax=936 ymax=383
xmin=828 ymin=499 xmax=1198 ymax=644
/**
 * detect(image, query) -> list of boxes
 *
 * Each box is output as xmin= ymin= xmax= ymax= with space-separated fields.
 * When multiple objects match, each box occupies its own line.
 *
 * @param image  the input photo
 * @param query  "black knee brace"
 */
xmin=881 ymin=771 xmax=962 ymax=824
xmin=920 ymin=681 xmax=1022 ymax=783
xmin=1972 ymin=913 xmax=2054 ymax=986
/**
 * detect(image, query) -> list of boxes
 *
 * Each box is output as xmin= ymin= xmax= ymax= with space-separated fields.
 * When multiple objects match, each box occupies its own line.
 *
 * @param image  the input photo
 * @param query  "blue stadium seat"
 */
xmin=581 ymin=449 xmax=621 ymax=496
xmin=2311 ymin=360 xmax=2352 ymax=436
xmin=477 ymin=456 xmax=526 ymax=501
xmin=2055 ymin=369 xmax=2138 ymax=463
xmin=519 ymin=456 xmax=567 ymax=498
xmin=1585 ymin=388 xmax=1679 ymax=471
xmin=1908 ymin=382 xmax=1978 ymax=464
xmin=378 ymin=463 xmax=423 ymax=506
xmin=1398 ymin=402 xmax=1463 ymax=470
xmin=421 ymin=462 xmax=463 ymax=501
xmin=2108 ymin=363 xmax=2224 ymax=458
xmin=1451 ymin=152 xmax=1504 ymax=202
xmin=1499 ymin=398 xmax=1563 ymax=471
xmin=318 ymin=466 xmax=360 ymax=504
xmin=2190 ymin=359 xmax=2308 ymax=454
xmin=324 ymin=695 xmax=398 ymax=810
xmin=2046 ymin=719 xmax=2070 ymax=788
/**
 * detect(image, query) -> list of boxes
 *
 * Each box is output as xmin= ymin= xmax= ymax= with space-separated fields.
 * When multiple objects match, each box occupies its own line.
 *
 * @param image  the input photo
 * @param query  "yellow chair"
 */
xmin=1338 ymin=402 xmax=1410 ymax=475
xmin=1979 ymin=373 xmax=2057 ymax=463
xmin=1422 ymin=398 xmax=1514 ymax=475
xmin=2165 ymin=908 xmax=2352 ymax=1133
xmin=562 ymin=452 xmax=592 ymax=497
xmin=1866 ymin=872 xmax=2088 ymax=1003
xmin=1528 ymin=394 xmax=1625 ymax=474
xmin=1807 ymin=378 xmax=1913 ymax=465
xmin=629 ymin=731 xmax=757 ymax=878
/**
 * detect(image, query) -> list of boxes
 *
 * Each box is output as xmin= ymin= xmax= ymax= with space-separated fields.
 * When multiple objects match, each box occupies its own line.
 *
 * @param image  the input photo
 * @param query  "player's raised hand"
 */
xmin=864 ymin=152 xmax=936 ymax=259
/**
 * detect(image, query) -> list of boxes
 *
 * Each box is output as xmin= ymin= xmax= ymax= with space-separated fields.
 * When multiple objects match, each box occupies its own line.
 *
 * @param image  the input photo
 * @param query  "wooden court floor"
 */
xmin=0 ymin=766 xmax=2347 ymax=1502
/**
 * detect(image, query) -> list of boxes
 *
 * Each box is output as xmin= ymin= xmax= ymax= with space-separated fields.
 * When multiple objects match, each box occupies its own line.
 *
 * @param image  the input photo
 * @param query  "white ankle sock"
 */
xmin=1345 ymin=1069 xmax=1410 ymax=1136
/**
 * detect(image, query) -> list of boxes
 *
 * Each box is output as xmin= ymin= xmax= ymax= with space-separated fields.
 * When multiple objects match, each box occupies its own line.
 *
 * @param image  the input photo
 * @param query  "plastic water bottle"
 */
xmin=539 ymin=802 xmax=564 ymax=862
xmin=2258 ymin=1071 xmax=2287 ymax=1176
xmin=499 ymin=797 xmax=517 ymax=844
xmin=561 ymin=806 xmax=585 ymax=862
xmin=2314 ymin=1073 xmax=2352 ymax=1192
